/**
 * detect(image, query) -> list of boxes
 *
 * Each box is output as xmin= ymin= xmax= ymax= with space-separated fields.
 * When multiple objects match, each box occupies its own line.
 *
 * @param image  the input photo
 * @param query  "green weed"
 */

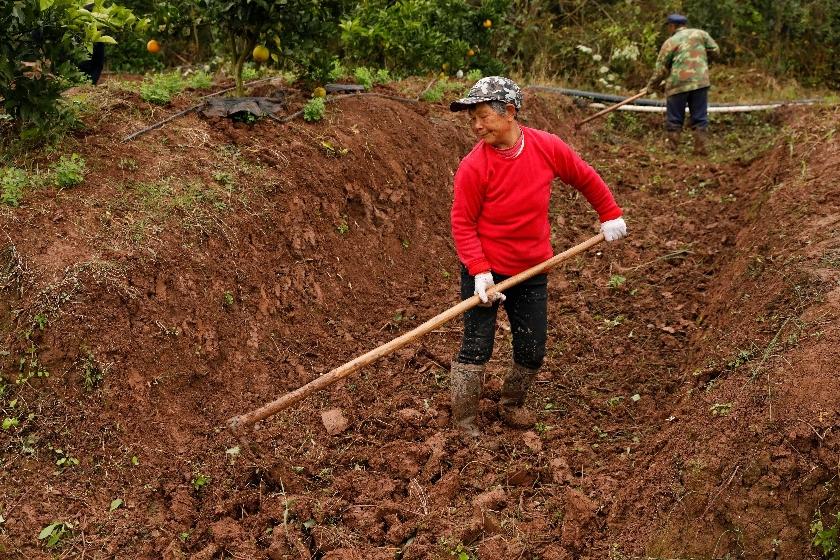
xmin=186 ymin=70 xmax=213 ymax=89
xmin=1 ymin=167 xmax=28 ymax=206
xmin=303 ymin=97 xmax=326 ymax=122
xmin=53 ymin=447 xmax=80 ymax=470
xmin=812 ymin=511 xmax=840 ymax=559
xmin=81 ymin=352 xmax=105 ymax=391
xmin=191 ymin=473 xmax=210 ymax=491
xmin=139 ymin=72 xmax=188 ymax=105
xmin=38 ymin=521 xmax=73 ymax=549
xmin=466 ymin=69 xmax=483 ymax=81
xmin=607 ymin=274 xmax=626 ymax=289
xmin=352 ymin=67 xmax=389 ymax=89
xmin=223 ymin=291 xmax=235 ymax=307
xmin=710 ymin=403 xmax=732 ymax=416
xmin=52 ymin=154 xmax=86 ymax=188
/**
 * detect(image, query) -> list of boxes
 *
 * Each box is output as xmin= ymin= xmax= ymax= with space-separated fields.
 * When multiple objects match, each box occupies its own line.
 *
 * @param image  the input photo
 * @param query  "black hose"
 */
xmin=527 ymin=85 xmax=820 ymax=108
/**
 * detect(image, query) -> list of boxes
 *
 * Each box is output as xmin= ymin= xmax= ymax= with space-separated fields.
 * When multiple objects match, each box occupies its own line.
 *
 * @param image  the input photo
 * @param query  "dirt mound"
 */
xmin=609 ymin=105 xmax=840 ymax=559
xmin=0 ymin=82 xmax=837 ymax=559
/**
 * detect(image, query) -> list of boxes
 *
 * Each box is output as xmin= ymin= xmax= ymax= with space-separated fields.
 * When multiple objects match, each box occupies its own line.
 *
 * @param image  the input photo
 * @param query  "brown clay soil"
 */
xmin=0 ymin=78 xmax=838 ymax=560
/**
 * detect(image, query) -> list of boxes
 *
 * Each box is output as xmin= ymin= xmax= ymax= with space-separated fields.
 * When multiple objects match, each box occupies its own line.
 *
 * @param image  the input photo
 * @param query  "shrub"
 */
xmin=466 ymin=68 xmax=483 ymax=81
xmin=353 ymin=67 xmax=375 ymax=89
xmin=52 ymin=154 xmax=86 ymax=188
xmin=303 ymin=97 xmax=326 ymax=122
xmin=0 ymin=0 xmax=144 ymax=140
xmin=340 ymin=0 xmax=513 ymax=76
xmin=139 ymin=72 xmax=186 ymax=104
xmin=1 ymin=167 xmax=29 ymax=207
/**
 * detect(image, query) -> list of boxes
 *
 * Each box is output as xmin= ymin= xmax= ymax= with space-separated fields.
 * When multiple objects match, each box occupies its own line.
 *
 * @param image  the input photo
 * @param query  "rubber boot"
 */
xmin=450 ymin=361 xmax=484 ymax=437
xmin=499 ymin=363 xmax=539 ymax=428
xmin=692 ymin=128 xmax=708 ymax=156
xmin=666 ymin=130 xmax=680 ymax=152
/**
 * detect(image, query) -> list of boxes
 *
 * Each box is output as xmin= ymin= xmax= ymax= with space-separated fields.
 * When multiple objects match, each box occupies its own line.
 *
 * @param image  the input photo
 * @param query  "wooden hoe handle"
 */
xmin=227 ymin=233 xmax=605 ymax=431
xmin=575 ymin=89 xmax=648 ymax=128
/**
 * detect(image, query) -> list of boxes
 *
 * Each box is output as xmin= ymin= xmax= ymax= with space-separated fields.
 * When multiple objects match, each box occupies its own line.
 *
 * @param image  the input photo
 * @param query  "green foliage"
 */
xmin=191 ymin=472 xmax=210 ymax=491
xmin=81 ymin=352 xmax=105 ymax=391
xmin=186 ymin=70 xmax=214 ymax=89
xmin=466 ymin=68 xmax=483 ymax=81
xmin=222 ymin=291 xmax=234 ymax=307
xmin=812 ymin=511 xmax=840 ymax=559
xmin=139 ymin=72 xmax=187 ymax=104
xmin=0 ymin=0 xmax=144 ymax=140
xmin=1 ymin=167 xmax=29 ymax=207
xmin=108 ymin=0 xmax=206 ymax=72
xmin=303 ymin=97 xmax=326 ymax=122
xmin=52 ymin=154 xmax=86 ymax=188
xmin=685 ymin=0 xmax=840 ymax=87
xmin=340 ymin=0 xmax=512 ymax=75
xmin=38 ymin=521 xmax=73 ymax=549
xmin=421 ymin=79 xmax=466 ymax=102
xmin=607 ymin=274 xmax=626 ymax=289
xmin=353 ymin=66 xmax=374 ymax=89
xmin=352 ymin=66 xmax=390 ymax=89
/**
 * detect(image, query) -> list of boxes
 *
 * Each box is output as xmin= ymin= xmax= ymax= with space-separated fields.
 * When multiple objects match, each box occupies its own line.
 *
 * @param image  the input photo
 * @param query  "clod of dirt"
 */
xmin=210 ymin=517 xmax=244 ymax=547
xmin=396 ymin=407 xmax=423 ymax=426
xmin=321 ymin=408 xmax=350 ymax=435
xmin=550 ymin=457 xmax=574 ymax=485
xmin=522 ymin=430 xmax=543 ymax=452
xmin=471 ymin=488 xmax=506 ymax=513
xmin=561 ymin=487 xmax=598 ymax=549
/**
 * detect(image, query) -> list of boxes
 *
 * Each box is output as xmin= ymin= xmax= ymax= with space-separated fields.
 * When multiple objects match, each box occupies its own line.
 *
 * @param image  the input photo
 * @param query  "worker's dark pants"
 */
xmin=456 ymin=265 xmax=548 ymax=370
xmin=666 ymin=86 xmax=709 ymax=131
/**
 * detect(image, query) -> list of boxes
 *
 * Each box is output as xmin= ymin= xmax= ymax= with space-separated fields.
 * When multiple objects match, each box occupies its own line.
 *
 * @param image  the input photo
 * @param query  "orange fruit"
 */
xmin=483 ymin=19 xmax=492 ymax=28
xmin=467 ymin=48 xmax=475 ymax=57
xmin=146 ymin=39 xmax=160 ymax=54
xmin=252 ymin=45 xmax=270 ymax=63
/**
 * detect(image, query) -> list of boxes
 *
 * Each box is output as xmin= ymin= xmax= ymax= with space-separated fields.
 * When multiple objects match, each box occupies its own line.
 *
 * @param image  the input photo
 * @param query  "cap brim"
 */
xmin=449 ymin=96 xmax=495 ymax=112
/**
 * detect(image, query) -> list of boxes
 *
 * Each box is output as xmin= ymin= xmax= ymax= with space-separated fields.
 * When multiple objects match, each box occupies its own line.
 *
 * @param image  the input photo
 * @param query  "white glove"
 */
xmin=600 ymin=217 xmax=627 ymax=242
xmin=474 ymin=271 xmax=506 ymax=304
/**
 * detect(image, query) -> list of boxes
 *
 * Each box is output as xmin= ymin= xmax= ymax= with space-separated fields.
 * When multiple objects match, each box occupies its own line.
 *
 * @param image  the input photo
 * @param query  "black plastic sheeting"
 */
xmin=527 ymin=85 xmax=819 ymax=108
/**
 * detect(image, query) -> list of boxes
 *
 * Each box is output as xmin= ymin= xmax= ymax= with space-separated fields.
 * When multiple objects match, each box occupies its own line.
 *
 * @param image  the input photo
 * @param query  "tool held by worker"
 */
xmin=227 ymin=233 xmax=605 ymax=431
xmin=575 ymin=88 xmax=648 ymax=128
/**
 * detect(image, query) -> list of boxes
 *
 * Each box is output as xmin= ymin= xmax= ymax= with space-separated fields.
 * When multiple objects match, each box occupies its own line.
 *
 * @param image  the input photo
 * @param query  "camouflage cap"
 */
xmin=450 ymin=76 xmax=523 ymax=112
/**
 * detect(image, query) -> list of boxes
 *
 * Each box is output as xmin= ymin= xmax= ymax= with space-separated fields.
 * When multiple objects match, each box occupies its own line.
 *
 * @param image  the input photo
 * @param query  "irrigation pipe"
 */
xmin=527 ymin=85 xmax=821 ymax=108
xmin=585 ymin=102 xmax=809 ymax=113
xmin=122 ymin=77 xmax=280 ymax=142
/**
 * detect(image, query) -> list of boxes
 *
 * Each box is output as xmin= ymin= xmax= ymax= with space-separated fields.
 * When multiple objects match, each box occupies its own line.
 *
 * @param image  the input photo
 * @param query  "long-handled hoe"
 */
xmin=227 ymin=233 xmax=605 ymax=432
xmin=574 ymin=88 xmax=648 ymax=129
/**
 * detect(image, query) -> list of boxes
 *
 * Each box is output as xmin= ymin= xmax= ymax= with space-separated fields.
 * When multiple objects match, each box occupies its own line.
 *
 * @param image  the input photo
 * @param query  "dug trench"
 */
xmin=0 ymin=83 xmax=838 ymax=559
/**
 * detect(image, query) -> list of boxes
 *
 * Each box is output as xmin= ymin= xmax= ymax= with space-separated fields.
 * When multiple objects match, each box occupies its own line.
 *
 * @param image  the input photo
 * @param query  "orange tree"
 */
xmin=201 ymin=0 xmax=346 ymax=94
xmin=1 ymin=0 xmax=143 ymax=141
xmin=339 ymin=0 xmax=512 ymax=75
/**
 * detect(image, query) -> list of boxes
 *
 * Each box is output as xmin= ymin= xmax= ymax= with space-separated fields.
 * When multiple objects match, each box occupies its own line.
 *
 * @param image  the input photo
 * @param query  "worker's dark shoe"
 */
xmin=666 ymin=131 xmax=680 ymax=152
xmin=692 ymin=128 xmax=709 ymax=156
xmin=499 ymin=363 xmax=539 ymax=428
xmin=450 ymin=361 xmax=484 ymax=437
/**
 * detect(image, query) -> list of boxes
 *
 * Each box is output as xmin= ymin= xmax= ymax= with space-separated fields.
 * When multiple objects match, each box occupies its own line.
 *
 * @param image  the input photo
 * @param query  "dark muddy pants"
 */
xmin=666 ymin=86 xmax=709 ymax=131
xmin=456 ymin=265 xmax=548 ymax=370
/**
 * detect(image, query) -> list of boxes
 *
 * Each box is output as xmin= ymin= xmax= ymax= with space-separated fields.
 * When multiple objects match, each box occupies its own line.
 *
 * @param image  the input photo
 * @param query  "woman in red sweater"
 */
xmin=449 ymin=76 xmax=627 ymax=436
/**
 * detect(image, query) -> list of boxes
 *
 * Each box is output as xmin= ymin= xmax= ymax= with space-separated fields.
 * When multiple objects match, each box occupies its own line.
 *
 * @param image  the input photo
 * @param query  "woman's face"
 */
xmin=468 ymin=102 xmax=516 ymax=148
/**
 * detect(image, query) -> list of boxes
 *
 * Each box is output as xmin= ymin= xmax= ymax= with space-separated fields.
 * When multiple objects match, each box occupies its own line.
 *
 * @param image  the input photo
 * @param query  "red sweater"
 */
xmin=451 ymin=125 xmax=622 ymax=276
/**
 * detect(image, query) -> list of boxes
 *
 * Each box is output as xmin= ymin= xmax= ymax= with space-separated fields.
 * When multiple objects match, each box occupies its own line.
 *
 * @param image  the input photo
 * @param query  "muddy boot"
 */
xmin=666 ymin=130 xmax=680 ymax=152
xmin=450 ymin=361 xmax=484 ymax=437
xmin=693 ymin=128 xmax=708 ymax=156
xmin=498 ymin=363 xmax=538 ymax=428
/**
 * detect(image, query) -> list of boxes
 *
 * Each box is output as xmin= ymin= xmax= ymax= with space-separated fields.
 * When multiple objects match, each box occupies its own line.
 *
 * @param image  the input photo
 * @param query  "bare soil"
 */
xmin=0 ymin=80 xmax=838 ymax=559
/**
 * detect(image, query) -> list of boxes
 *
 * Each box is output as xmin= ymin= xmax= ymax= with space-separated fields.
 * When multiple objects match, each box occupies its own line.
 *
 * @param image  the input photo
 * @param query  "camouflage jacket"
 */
xmin=648 ymin=28 xmax=719 ymax=96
